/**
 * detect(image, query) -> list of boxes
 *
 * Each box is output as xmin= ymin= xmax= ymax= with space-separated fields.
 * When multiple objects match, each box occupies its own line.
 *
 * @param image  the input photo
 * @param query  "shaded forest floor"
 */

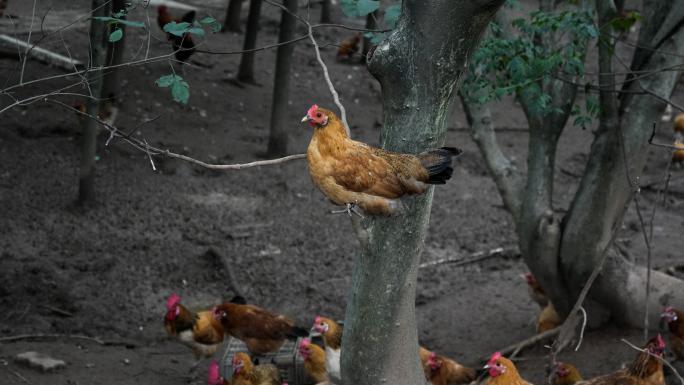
xmin=1 ymin=0 xmax=684 ymax=384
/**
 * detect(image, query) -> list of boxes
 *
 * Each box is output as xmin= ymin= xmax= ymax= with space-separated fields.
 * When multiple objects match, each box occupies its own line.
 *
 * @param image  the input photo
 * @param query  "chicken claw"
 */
xmin=331 ymin=201 xmax=364 ymax=219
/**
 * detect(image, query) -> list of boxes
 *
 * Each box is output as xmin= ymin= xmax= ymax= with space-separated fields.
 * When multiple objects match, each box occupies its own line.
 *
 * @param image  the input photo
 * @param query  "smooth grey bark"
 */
xmin=320 ymin=0 xmax=331 ymax=24
xmin=340 ymin=1 xmax=505 ymax=384
xmin=78 ymin=0 xmax=106 ymax=206
xmin=223 ymin=0 xmax=243 ymax=32
xmin=266 ymin=0 xmax=297 ymax=157
xmin=237 ymin=0 xmax=261 ymax=83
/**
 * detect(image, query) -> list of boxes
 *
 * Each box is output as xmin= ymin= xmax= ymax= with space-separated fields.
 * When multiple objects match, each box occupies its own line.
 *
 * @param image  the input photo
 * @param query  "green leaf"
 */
xmin=155 ymin=74 xmax=175 ymax=88
xmin=89 ymin=16 xmax=145 ymax=28
xmin=186 ymin=28 xmax=205 ymax=40
xmin=384 ymin=5 xmax=401 ymax=29
xmin=200 ymin=17 xmax=216 ymax=23
xmin=171 ymin=80 xmax=190 ymax=104
xmin=109 ymin=29 xmax=123 ymax=42
xmin=211 ymin=22 xmax=222 ymax=33
xmin=193 ymin=20 xmax=201 ymax=27
xmin=164 ymin=21 xmax=191 ymax=35
xmin=341 ymin=0 xmax=379 ymax=18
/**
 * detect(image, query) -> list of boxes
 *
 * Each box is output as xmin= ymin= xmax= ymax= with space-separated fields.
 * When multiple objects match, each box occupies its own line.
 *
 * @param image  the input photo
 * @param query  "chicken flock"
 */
xmin=164 ymin=280 xmax=684 ymax=385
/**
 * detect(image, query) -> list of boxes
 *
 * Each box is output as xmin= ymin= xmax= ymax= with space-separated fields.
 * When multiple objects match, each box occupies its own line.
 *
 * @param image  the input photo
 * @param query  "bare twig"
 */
xmin=0 ymin=334 xmax=105 ymax=344
xmin=487 ymin=327 xmax=561 ymax=361
xmin=418 ymin=246 xmax=519 ymax=269
xmin=5 ymin=367 xmax=33 ymax=385
xmin=45 ymin=99 xmax=308 ymax=170
xmin=621 ymin=339 xmax=684 ymax=384
xmin=575 ymin=307 xmax=586 ymax=351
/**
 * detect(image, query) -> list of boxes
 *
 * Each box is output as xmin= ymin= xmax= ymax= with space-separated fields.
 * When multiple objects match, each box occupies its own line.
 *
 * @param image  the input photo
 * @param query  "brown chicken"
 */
xmin=336 ymin=33 xmax=360 ymax=59
xmin=164 ymin=293 xmax=225 ymax=363
xmin=312 ymin=316 xmax=343 ymax=384
xmin=157 ymin=6 xmax=196 ymax=64
xmin=228 ymin=352 xmax=282 ymax=385
xmin=302 ymin=106 xmax=462 ymax=216
xmin=484 ymin=352 xmax=532 ymax=385
xmin=426 ymin=351 xmax=476 ymax=385
xmin=551 ymin=363 xmax=583 ymax=385
xmin=212 ymin=302 xmax=308 ymax=355
xmin=662 ymin=306 xmax=684 ymax=360
xmin=420 ymin=346 xmax=433 ymax=380
xmin=674 ymin=113 xmax=684 ymax=139
xmin=537 ymin=302 xmax=561 ymax=334
xmin=578 ymin=335 xmax=665 ymax=385
xmin=208 ymin=360 xmax=230 ymax=385
xmin=672 ymin=142 xmax=684 ymax=166
xmin=298 ymin=338 xmax=328 ymax=384
xmin=72 ymin=95 xmax=119 ymax=129
xmin=525 ymin=273 xmax=548 ymax=308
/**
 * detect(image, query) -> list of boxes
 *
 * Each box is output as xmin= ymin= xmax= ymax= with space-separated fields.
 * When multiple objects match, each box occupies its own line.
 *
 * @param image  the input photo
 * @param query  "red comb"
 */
xmin=658 ymin=334 xmax=665 ymax=347
xmin=208 ymin=361 xmax=221 ymax=383
xmin=489 ymin=352 xmax=502 ymax=364
xmin=525 ymin=273 xmax=534 ymax=283
xmin=307 ymin=105 xmax=319 ymax=118
xmin=665 ymin=306 xmax=673 ymax=313
xmin=314 ymin=316 xmax=322 ymax=324
xmin=299 ymin=338 xmax=310 ymax=349
xmin=167 ymin=293 xmax=180 ymax=309
xmin=430 ymin=352 xmax=435 ymax=359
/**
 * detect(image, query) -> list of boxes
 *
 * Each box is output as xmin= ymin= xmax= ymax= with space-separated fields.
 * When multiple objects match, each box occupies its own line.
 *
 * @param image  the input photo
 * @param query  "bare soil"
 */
xmin=1 ymin=0 xmax=684 ymax=384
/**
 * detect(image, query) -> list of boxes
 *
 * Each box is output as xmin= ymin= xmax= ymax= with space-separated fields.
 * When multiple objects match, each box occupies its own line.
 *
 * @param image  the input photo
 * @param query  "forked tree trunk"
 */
xmin=223 ymin=0 xmax=243 ymax=32
xmin=78 ymin=0 xmax=107 ymax=206
xmin=237 ymin=0 xmax=261 ymax=84
xmin=100 ymin=0 xmax=126 ymax=100
xmin=266 ymin=0 xmax=297 ymax=157
xmin=340 ymin=1 xmax=505 ymax=384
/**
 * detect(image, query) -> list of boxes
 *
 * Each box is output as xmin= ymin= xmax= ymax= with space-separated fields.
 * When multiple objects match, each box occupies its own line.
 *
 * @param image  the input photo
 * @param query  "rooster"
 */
xmin=425 ymin=351 xmax=476 ymax=385
xmin=336 ymin=33 xmax=360 ymax=60
xmin=550 ymin=363 xmax=582 ymax=385
xmin=484 ymin=352 xmax=532 ymax=385
xmin=164 ymin=294 xmax=225 ymax=366
xmin=577 ymin=335 xmax=665 ymax=385
xmin=298 ymin=338 xmax=328 ymax=384
xmin=662 ymin=306 xmax=684 ymax=360
xmin=212 ymin=302 xmax=309 ymax=355
xmin=157 ymin=6 xmax=196 ymax=66
xmin=525 ymin=273 xmax=548 ymax=308
xmin=302 ymin=105 xmax=462 ymax=216
xmin=228 ymin=352 xmax=282 ymax=385
xmin=312 ymin=316 xmax=342 ymax=384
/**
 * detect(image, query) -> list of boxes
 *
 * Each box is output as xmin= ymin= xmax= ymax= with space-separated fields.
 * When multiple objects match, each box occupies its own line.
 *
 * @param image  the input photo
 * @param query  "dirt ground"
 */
xmin=1 ymin=0 xmax=684 ymax=384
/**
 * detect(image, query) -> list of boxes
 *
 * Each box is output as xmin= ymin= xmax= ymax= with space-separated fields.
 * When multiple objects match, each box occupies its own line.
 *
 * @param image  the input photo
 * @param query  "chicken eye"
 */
xmin=222 ymin=312 xmax=227 ymax=317
xmin=316 ymin=113 xmax=322 ymax=118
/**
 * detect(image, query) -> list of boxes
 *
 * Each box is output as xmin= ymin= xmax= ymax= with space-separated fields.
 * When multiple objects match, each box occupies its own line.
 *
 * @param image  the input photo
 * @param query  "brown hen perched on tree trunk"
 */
xmin=302 ymin=105 xmax=462 ymax=216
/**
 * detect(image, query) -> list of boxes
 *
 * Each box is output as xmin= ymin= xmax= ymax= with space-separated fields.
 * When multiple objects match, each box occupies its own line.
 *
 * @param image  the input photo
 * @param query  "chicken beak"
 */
xmin=301 ymin=115 xmax=310 ymax=122
xmin=483 ymin=364 xmax=491 ymax=370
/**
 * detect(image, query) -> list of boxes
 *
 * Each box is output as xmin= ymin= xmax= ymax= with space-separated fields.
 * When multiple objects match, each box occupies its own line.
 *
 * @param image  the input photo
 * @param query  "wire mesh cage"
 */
xmin=221 ymin=333 xmax=323 ymax=385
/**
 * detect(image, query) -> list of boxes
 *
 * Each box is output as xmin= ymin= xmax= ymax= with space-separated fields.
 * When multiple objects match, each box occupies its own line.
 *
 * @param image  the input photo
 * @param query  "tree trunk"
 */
xmin=361 ymin=10 xmax=377 ymax=59
xmin=100 ymin=0 xmax=126 ymax=100
xmin=266 ymin=0 xmax=297 ymax=157
xmin=223 ymin=0 xmax=243 ymax=32
xmin=78 ymin=0 xmax=107 ymax=206
xmin=237 ymin=0 xmax=262 ymax=84
xmin=560 ymin=0 xmax=684 ymax=327
xmin=340 ymin=1 xmax=505 ymax=384
xmin=320 ymin=0 xmax=331 ymax=24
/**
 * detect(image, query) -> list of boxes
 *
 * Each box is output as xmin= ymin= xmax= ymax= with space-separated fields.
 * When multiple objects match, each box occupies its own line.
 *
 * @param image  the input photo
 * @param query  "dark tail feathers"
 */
xmin=229 ymin=295 xmax=247 ymax=305
xmin=286 ymin=326 xmax=310 ymax=340
xmin=419 ymin=146 xmax=462 ymax=184
xmin=181 ymin=10 xmax=196 ymax=23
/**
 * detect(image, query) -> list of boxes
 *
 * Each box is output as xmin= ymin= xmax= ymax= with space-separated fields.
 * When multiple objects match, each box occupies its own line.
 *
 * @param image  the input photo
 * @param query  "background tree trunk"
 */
xmin=223 ymin=0 xmax=243 ymax=32
xmin=266 ymin=0 xmax=297 ymax=157
xmin=237 ymin=0 xmax=261 ymax=84
xmin=100 ymin=0 xmax=126 ymax=101
xmin=320 ymin=0 xmax=331 ymax=24
xmin=361 ymin=10 xmax=377 ymax=59
xmin=340 ymin=1 xmax=505 ymax=384
xmin=78 ymin=0 xmax=106 ymax=206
